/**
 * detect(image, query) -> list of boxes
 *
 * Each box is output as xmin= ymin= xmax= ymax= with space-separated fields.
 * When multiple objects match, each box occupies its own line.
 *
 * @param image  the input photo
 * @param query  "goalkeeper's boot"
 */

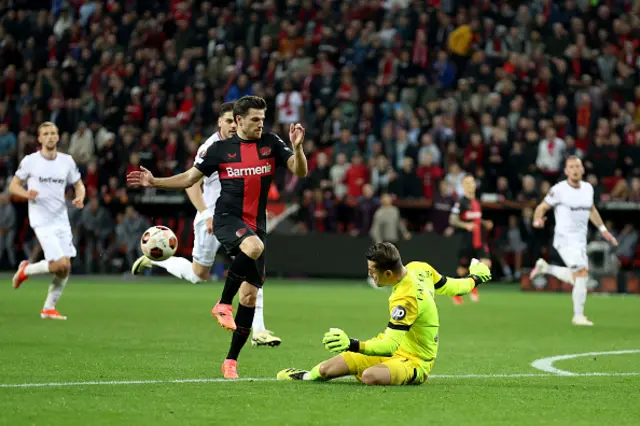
xmin=132 ymin=256 xmax=152 ymax=275
xmin=221 ymin=359 xmax=239 ymax=379
xmin=452 ymin=296 xmax=464 ymax=305
xmin=40 ymin=308 xmax=67 ymax=320
xmin=12 ymin=260 xmax=29 ymax=289
xmin=470 ymin=287 xmax=480 ymax=302
xmin=277 ymin=368 xmax=308 ymax=381
xmin=212 ymin=300 xmax=236 ymax=331
xmin=529 ymin=258 xmax=549 ymax=279
xmin=252 ymin=330 xmax=282 ymax=347
xmin=571 ymin=315 xmax=594 ymax=326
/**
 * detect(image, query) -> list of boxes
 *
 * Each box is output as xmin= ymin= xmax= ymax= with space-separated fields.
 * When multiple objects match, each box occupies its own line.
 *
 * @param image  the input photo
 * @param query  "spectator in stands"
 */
xmin=518 ymin=175 xmax=538 ymax=202
xmin=307 ymin=151 xmax=331 ymax=191
xmin=80 ymin=197 xmax=114 ymax=273
xmin=117 ymin=206 xmax=150 ymax=271
xmin=0 ymin=123 xmax=16 ymax=159
xmin=0 ymin=192 xmax=16 ymax=268
xmin=344 ymin=152 xmax=369 ymax=199
xmin=68 ymin=121 xmax=94 ymax=172
xmin=329 ymin=152 xmax=349 ymax=198
xmin=616 ymin=224 xmax=639 ymax=270
xmin=371 ymin=155 xmax=392 ymax=196
xmin=389 ymin=157 xmax=422 ymax=200
xmin=428 ymin=180 xmax=455 ymax=236
xmin=353 ymin=184 xmax=378 ymax=237
xmin=629 ymin=178 xmax=640 ymax=202
xmin=304 ymin=189 xmax=336 ymax=233
xmin=496 ymin=215 xmax=526 ymax=281
xmin=370 ymin=193 xmax=410 ymax=244
xmin=275 ymin=79 xmax=303 ymax=126
xmin=416 ymin=151 xmax=443 ymax=200
xmin=536 ymin=127 xmax=565 ymax=178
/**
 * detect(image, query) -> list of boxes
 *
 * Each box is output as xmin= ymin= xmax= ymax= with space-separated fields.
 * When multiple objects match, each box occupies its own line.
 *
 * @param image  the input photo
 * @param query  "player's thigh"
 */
xmin=55 ymin=227 xmax=77 ymax=259
xmin=213 ymin=217 xmax=260 ymax=257
xmin=554 ymin=243 xmax=588 ymax=273
xmin=381 ymin=357 xmax=432 ymax=386
xmin=339 ymin=352 xmax=389 ymax=381
xmin=192 ymin=215 xmax=217 ymax=268
xmin=33 ymin=227 xmax=66 ymax=262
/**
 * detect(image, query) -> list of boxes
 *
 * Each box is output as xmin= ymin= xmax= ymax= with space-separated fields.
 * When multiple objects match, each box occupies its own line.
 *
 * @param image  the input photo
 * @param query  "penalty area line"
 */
xmin=1 ymin=372 xmax=640 ymax=389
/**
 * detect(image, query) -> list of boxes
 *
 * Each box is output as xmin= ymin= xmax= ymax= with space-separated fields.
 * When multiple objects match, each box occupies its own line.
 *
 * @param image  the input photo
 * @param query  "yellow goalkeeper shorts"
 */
xmin=340 ymin=352 xmax=434 ymax=385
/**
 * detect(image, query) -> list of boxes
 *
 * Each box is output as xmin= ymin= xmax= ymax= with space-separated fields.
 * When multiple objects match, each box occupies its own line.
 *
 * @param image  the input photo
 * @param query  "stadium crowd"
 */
xmin=0 ymin=0 xmax=639 ymax=275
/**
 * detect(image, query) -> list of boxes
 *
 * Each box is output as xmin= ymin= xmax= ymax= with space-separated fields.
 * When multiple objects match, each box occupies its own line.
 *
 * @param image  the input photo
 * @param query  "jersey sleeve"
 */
xmin=544 ymin=184 xmax=561 ymax=207
xmin=66 ymin=157 xmax=81 ymax=184
xmin=269 ymin=132 xmax=294 ymax=168
xmin=14 ymin=156 xmax=30 ymax=181
xmin=194 ymin=142 xmax=220 ymax=177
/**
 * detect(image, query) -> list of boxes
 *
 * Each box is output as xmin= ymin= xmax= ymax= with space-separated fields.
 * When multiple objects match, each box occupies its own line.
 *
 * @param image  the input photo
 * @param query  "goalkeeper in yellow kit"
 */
xmin=277 ymin=242 xmax=492 ymax=386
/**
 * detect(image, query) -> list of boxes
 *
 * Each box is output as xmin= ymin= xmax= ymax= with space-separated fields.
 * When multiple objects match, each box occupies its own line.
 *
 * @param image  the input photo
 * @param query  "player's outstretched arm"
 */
xmin=434 ymin=260 xmax=492 ymax=296
xmin=589 ymin=205 xmax=618 ymax=246
xmin=323 ymin=327 xmax=406 ymax=358
xmin=126 ymin=166 xmax=203 ymax=190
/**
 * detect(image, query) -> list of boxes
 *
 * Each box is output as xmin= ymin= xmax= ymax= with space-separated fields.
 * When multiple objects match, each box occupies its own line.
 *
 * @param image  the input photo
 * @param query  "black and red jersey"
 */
xmin=194 ymin=132 xmax=293 ymax=233
xmin=451 ymin=195 xmax=484 ymax=249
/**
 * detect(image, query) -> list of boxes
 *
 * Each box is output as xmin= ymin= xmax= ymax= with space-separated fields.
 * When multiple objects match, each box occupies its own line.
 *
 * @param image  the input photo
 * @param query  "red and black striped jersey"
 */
xmin=194 ymin=132 xmax=293 ymax=233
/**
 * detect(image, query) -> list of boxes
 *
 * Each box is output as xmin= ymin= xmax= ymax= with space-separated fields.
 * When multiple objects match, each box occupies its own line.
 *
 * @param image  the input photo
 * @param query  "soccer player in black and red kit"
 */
xmin=127 ymin=96 xmax=308 ymax=378
xmin=448 ymin=175 xmax=493 ymax=305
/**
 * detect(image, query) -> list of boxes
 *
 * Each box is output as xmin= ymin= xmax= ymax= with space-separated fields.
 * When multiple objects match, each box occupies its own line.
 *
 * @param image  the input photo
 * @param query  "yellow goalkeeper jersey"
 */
xmin=385 ymin=261 xmax=475 ymax=362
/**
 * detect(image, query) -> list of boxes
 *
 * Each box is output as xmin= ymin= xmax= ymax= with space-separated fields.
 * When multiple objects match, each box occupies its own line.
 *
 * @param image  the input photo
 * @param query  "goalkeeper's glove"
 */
xmin=322 ymin=328 xmax=360 ymax=353
xmin=468 ymin=258 xmax=492 ymax=286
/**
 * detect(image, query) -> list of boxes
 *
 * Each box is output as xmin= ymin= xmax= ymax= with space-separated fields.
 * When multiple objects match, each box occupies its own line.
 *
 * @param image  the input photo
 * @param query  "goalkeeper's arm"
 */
xmin=349 ymin=327 xmax=407 ymax=357
xmin=434 ymin=259 xmax=491 ymax=297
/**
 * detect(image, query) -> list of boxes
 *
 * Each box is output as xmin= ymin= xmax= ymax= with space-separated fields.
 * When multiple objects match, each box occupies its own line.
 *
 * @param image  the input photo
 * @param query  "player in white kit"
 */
xmin=9 ymin=122 xmax=86 ymax=320
xmin=530 ymin=156 xmax=618 ymax=326
xmin=132 ymin=103 xmax=281 ymax=346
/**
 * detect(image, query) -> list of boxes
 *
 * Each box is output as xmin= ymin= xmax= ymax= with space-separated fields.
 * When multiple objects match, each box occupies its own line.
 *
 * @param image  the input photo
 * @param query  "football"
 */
xmin=140 ymin=226 xmax=178 ymax=261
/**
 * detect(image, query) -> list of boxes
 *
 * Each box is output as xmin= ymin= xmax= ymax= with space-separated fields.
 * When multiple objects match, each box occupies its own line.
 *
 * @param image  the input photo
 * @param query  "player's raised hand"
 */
xmin=289 ymin=123 xmax=305 ymax=149
xmin=322 ymin=328 xmax=350 ymax=353
xmin=72 ymin=196 xmax=84 ymax=209
xmin=532 ymin=217 xmax=546 ymax=228
xmin=26 ymin=190 xmax=38 ymax=201
xmin=126 ymin=166 xmax=154 ymax=188
xmin=469 ymin=259 xmax=492 ymax=284
xmin=602 ymin=230 xmax=618 ymax=247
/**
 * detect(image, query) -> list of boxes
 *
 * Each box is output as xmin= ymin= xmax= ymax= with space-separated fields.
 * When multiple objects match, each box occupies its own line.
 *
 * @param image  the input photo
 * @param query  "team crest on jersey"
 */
xmin=199 ymin=150 xmax=206 ymax=158
xmin=260 ymin=146 xmax=272 ymax=156
xmin=391 ymin=306 xmax=406 ymax=321
xmin=236 ymin=228 xmax=247 ymax=238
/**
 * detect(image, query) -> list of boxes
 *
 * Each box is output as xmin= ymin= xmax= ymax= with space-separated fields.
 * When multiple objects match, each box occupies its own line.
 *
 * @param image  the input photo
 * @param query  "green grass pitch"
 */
xmin=1 ymin=278 xmax=639 ymax=426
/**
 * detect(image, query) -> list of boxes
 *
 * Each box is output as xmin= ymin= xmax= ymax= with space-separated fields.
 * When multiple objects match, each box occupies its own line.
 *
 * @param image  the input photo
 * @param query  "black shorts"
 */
xmin=458 ymin=242 xmax=490 ymax=267
xmin=214 ymin=215 xmax=266 ymax=288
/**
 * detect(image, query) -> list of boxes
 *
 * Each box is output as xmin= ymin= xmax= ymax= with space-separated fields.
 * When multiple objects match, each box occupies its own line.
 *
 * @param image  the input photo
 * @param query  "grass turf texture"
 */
xmin=1 ymin=278 xmax=639 ymax=426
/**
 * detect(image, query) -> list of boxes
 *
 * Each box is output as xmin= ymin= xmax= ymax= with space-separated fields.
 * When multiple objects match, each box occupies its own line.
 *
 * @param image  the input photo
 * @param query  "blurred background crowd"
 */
xmin=0 ymin=0 xmax=638 ymax=277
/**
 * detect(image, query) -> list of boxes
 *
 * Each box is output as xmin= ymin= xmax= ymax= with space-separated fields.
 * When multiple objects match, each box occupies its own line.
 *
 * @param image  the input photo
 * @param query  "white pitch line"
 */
xmin=2 ymin=372 xmax=640 ymax=389
xmin=530 ymin=350 xmax=640 ymax=376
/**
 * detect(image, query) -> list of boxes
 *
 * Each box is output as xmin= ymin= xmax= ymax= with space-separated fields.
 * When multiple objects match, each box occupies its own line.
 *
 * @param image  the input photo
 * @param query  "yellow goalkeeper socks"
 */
xmin=303 ymin=364 xmax=325 ymax=381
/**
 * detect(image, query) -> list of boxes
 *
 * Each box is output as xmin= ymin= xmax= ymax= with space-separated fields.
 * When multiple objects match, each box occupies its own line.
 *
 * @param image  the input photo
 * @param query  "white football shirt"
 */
xmin=275 ymin=91 xmax=303 ymax=124
xmin=544 ymin=180 xmax=594 ymax=246
xmin=14 ymin=151 xmax=81 ymax=229
xmin=195 ymin=131 xmax=222 ymax=214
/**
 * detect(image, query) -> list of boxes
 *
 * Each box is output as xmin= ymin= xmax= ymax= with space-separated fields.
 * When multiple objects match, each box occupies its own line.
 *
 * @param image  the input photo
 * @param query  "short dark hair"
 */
xmin=233 ymin=95 xmax=267 ymax=118
xmin=220 ymin=102 xmax=235 ymax=115
xmin=366 ymin=242 xmax=403 ymax=273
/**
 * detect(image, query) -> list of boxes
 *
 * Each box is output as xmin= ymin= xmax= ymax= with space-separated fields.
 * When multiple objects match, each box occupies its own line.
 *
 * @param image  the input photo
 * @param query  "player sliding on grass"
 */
xmin=131 ymin=102 xmax=280 ymax=347
xmin=277 ymin=242 xmax=492 ymax=386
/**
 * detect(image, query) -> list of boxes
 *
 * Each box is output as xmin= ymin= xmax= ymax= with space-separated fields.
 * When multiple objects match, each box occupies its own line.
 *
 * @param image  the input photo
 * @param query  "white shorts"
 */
xmin=553 ymin=242 xmax=588 ymax=272
xmin=192 ymin=212 xmax=221 ymax=267
xmin=34 ymin=226 xmax=77 ymax=261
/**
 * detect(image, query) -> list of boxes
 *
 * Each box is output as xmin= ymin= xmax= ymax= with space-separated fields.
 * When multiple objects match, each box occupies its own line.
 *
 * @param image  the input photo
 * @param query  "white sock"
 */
xmin=43 ymin=275 xmax=68 ymax=310
xmin=152 ymin=257 xmax=205 ymax=284
xmin=24 ymin=260 xmax=50 ymax=276
xmin=572 ymin=276 xmax=588 ymax=317
xmin=252 ymin=287 xmax=266 ymax=333
xmin=547 ymin=265 xmax=574 ymax=284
